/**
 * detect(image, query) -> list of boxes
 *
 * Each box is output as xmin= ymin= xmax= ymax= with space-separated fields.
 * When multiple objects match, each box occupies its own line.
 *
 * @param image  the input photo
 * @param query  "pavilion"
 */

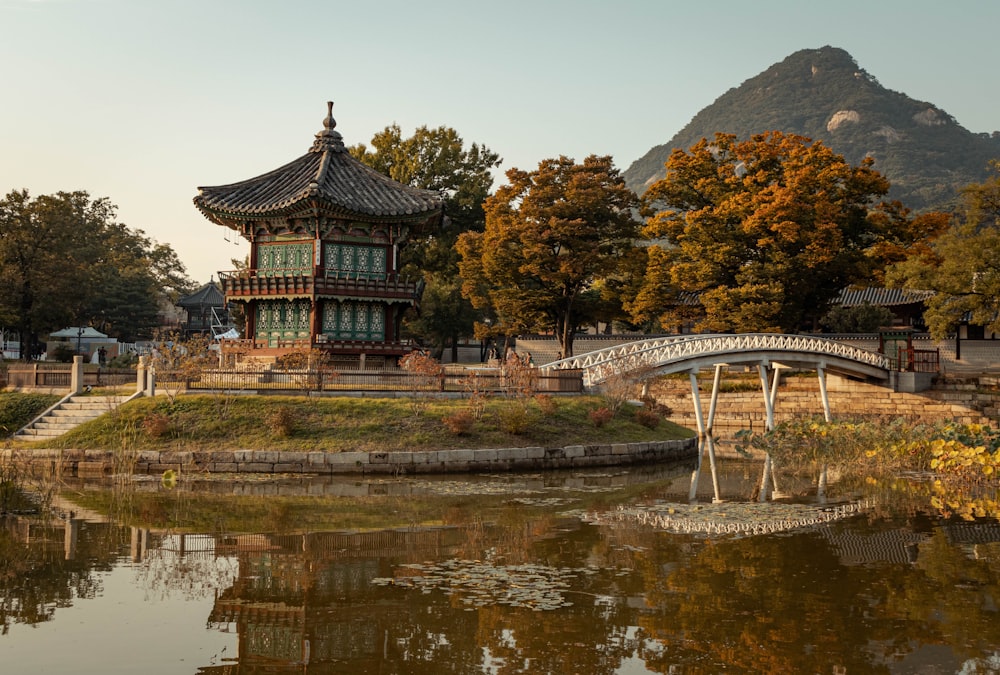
xmin=193 ymin=102 xmax=443 ymax=365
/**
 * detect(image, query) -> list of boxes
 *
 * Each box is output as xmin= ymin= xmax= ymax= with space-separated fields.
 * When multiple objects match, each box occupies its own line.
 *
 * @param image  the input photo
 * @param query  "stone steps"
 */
xmin=13 ymin=395 xmax=123 ymax=441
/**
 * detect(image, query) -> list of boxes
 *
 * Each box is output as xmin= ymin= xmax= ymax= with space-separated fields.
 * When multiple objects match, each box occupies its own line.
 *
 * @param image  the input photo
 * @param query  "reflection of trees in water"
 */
xmin=0 ymin=516 xmax=112 ymax=634
xmin=624 ymin=516 xmax=1000 ymax=673
xmin=6 ymin=462 xmax=998 ymax=672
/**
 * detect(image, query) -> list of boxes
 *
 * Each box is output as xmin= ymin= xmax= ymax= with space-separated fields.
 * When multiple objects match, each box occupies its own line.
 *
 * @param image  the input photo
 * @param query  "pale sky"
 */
xmin=2 ymin=0 xmax=997 ymax=284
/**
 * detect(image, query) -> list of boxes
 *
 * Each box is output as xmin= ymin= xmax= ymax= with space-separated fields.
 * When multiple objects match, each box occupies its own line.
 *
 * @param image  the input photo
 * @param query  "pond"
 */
xmin=1 ymin=452 xmax=999 ymax=674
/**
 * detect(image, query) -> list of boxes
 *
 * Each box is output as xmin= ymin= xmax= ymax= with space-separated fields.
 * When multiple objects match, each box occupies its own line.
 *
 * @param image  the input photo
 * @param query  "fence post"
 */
xmin=137 ymin=356 xmax=147 ymax=394
xmin=70 ymin=355 xmax=84 ymax=394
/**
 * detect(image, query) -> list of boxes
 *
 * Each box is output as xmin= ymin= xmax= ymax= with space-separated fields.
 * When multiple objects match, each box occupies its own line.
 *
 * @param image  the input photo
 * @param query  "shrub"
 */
xmin=142 ymin=412 xmax=173 ymax=439
xmin=534 ymin=394 xmax=558 ymax=416
xmin=399 ymin=351 xmax=444 ymax=414
xmin=459 ymin=370 xmax=491 ymax=420
xmin=442 ymin=411 xmax=475 ymax=436
xmin=265 ymin=406 xmax=297 ymax=437
xmin=276 ymin=347 xmax=336 ymax=394
xmin=498 ymin=404 xmax=532 ymax=435
xmin=633 ymin=407 xmax=661 ymax=429
xmin=500 ymin=356 xmax=538 ymax=399
xmin=588 ymin=407 xmax=613 ymax=428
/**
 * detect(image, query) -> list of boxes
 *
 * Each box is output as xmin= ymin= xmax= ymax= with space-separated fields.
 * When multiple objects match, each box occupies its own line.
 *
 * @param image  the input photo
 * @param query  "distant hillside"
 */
xmin=624 ymin=46 xmax=1000 ymax=211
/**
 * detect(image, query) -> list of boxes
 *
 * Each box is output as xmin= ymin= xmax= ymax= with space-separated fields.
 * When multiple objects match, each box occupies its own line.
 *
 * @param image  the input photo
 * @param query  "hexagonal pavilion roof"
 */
xmin=194 ymin=102 xmax=444 ymax=226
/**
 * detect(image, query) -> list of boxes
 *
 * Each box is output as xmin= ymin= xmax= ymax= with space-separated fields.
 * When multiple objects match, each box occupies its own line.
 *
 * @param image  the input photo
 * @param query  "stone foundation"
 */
xmin=4 ymin=438 xmax=698 ymax=477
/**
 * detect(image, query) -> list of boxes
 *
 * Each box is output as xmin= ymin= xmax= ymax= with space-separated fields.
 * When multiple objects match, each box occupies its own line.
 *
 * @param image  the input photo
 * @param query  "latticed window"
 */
xmin=255 ymin=299 xmax=311 ymax=345
xmin=321 ymin=301 xmax=385 ymax=341
xmin=324 ymin=243 xmax=388 ymax=279
xmin=258 ymin=243 xmax=313 ymax=276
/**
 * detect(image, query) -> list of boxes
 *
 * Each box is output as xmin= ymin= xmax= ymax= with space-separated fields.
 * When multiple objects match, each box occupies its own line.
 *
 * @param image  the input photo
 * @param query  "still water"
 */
xmin=1 ymin=455 xmax=999 ymax=674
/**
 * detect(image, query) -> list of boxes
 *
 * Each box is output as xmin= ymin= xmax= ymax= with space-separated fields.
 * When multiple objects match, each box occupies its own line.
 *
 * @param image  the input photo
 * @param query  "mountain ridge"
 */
xmin=623 ymin=46 xmax=1000 ymax=211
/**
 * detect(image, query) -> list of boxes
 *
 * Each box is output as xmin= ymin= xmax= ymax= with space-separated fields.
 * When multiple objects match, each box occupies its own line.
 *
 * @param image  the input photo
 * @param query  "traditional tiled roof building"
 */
xmin=176 ymin=280 xmax=228 ymax=337
xmin=194 ymin=102 xmax=443 ymax=363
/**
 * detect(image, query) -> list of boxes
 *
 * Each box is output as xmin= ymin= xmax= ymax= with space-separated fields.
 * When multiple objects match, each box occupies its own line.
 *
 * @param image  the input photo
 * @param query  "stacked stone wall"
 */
xmin=653 ymin=374 xmax=998 ymax=433
xmin=5 ymin=438 xmax=698 ymax=478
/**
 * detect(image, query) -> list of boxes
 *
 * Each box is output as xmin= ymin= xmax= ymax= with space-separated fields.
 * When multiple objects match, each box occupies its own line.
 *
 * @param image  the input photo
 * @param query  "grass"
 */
xmin=14 ymin=393 xmax=693 ymax=453
xmin=0 ymin=392 xmax=61 ymax=435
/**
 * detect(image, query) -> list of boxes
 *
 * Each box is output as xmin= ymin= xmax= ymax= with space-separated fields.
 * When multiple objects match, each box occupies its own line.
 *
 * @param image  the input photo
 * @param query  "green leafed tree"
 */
xmin=350 ymin=125 xmax=501 ymax=359
xmin=457 ymin=155 xmax=640 ymax=358
xmin=633 ymin=131 xmax=924 ymax=333
xmin=886 ymin=163 xmax=1000 ymax=339
xmin=0 ymin=190 xmax=193 ymax=358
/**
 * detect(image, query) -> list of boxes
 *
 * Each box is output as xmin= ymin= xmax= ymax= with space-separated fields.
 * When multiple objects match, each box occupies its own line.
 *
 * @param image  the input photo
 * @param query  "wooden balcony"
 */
xmin=218 ymin=270 xmax=420 ymax=302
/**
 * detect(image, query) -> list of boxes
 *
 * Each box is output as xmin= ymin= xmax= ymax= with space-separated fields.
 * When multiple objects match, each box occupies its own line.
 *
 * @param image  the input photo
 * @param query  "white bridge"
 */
xmin=540 ymin=333 xmax=895 ymax=437
xmin=541 ymin=333 xmax=891 ymax=386
xmin=542 ymin=334 xmax=900 ymax=504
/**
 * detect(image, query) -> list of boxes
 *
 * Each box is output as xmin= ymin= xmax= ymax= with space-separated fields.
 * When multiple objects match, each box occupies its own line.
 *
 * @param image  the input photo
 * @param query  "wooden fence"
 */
xmin=155 ymin=366 xmax=583 ymax=394
xmin=4 ymin=363 xmax=583 ymax=395
xmin=5 ymin=364 xmax=135 ymax=389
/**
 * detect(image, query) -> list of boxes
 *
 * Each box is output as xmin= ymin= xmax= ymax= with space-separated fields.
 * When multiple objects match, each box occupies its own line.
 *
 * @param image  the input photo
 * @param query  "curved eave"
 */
xmin=228 ymin=293 xmax=417 ymax=305
xmin=194 ymin=200 xmax=442 ymax=230
xmin=193 ymin=147 xmax=444 ymax=227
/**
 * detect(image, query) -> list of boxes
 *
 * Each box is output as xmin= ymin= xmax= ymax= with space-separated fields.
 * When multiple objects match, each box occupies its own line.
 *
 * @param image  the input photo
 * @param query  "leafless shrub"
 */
xmin=150 ymin=332 xmax=215 ymax=404
xmin=276 ymin=347 xmax=338 ymax=395
xmin=442 ymin=410 xmax=475 ymax=435
xmin=459 ymin=369 xmax=492 ymax=420
xmin=534 ymin=393 xmax=559 ymax=416
xmin=265 ymin=405 xmax=296 ymax=437
xmin=399 ymin=351 xmax=445 ymax=415
xmin=142 ymin=413 xmax=173 ymax=439
xmin=633 ymin=407 xmax=661 ymax=429
xmin=500 ymin=353 xmax=537 ymax=399
xmin=588 ymin=407 xmax=614 ymax=428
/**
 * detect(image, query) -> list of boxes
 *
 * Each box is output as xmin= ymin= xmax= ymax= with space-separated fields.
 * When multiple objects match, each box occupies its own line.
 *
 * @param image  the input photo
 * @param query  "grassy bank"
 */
xmin=16 ymin=393 xmax=693 ymax=453
xmin=0 ymin=392 xmax=60 ymax=435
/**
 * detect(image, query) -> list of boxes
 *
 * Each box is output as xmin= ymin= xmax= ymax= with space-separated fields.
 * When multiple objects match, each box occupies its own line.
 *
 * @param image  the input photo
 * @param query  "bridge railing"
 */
xmin=541 ymin=333 xmax=897 ymax=386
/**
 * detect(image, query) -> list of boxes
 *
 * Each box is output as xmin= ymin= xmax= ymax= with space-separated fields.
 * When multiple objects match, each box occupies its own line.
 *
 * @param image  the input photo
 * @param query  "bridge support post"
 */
xmin=689 ymin=435 xmax=723 ymax=503
xmin=757 ymin=364 xmax=776 ymax=431
xmin=706 ymin=364 xmax=724 ymax=434
xmin=817 ymin=366 xmax=832 ymax=422
xmin=689 ymin=370 xmax=706 ymax=436
xmin=759 ymin=453 xmax=772 ymax=502
xmin=706 ymin=435 xmax=722 ymax=503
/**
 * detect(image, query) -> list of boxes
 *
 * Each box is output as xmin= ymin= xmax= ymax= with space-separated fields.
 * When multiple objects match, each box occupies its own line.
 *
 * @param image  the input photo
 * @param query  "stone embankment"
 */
xmin=653 ymin=373 xmax=1000 ymax=434
xmin=7 ymin=439 xmax=698 ymax=478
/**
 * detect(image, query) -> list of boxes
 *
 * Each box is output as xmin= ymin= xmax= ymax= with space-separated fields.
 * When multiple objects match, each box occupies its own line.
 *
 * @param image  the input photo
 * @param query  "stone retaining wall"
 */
xmin=6 ymin=438 xmax=698 ymax=478
xmin=654 ymin=374 xmax=999 ymax=433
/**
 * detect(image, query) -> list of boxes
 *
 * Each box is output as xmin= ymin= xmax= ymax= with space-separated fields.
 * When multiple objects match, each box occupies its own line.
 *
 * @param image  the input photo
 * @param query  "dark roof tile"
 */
xmin=836 ymin=286 xmax=934 ymax=307
xmin=193 ymin=102 xmax=443 ymax=222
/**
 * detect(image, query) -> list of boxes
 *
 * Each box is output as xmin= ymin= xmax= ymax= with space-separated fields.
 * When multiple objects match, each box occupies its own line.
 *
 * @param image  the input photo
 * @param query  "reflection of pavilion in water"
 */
xmin=203 ymin=526 xmax=500 ymax=671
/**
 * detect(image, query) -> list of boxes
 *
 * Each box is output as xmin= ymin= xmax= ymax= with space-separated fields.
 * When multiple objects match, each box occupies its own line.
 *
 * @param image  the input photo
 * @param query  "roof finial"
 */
xmin=311 ymin=100 xmax=344 ymax=153
xmin=324 ymin=101 xmax=336 ymax=130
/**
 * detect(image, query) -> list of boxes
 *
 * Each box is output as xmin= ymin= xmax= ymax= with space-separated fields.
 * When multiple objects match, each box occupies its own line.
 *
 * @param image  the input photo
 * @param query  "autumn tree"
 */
xmin=633 ymin=132 xmax=922 ymax=333
xmin=886 ymin=163 xmax=1000 ymax=338
xmin=457 ymin=155 xmax=640 ymax=358
xmin=0 ymin=190 xmax=193 ymax=358
xmin=351 ymin=125 xmax=501 ymax=358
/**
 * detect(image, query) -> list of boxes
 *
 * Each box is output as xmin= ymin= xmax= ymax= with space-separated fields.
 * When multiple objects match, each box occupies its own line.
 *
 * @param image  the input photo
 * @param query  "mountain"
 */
xmin=623 ymin=46 xmax=1000 ymax=211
